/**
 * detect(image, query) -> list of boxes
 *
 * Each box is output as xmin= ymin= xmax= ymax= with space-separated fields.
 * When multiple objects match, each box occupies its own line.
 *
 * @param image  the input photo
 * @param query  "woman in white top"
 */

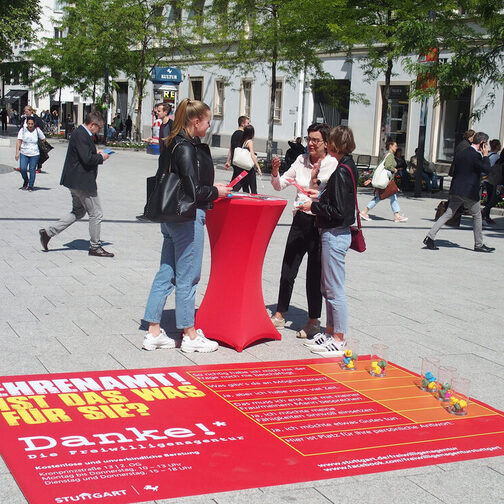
xmin=270 ymin=123 xmax=337 ymax=339
xmin=15 ymin=117 xmax=46 ymax=191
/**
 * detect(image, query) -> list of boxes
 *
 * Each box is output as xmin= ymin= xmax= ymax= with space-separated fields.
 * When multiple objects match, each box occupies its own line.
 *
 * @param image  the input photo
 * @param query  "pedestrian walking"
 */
xmin=224 ymin=115 xmax=251 ymax=192
xmin=269 ymin=123 xmax=337 ymax=339
xmin=0 ymin=107 xmax=8 ymax=132
xmin=15 ymin=117 xmax=46 ymax=191
xmin=20 ymin=106 xmax=46 ymax=173
xmin=142 ymin=98 xmax=232 ymax=354
xmin=423 ymin=131 xmax=495 ymax=252
xmin=38 ymin=111 xmax=113 ymax=257
xmin=360 ymin=137 xmax=408 ymax=222
xmin=300 ymin=125 xmax=358 ymax=356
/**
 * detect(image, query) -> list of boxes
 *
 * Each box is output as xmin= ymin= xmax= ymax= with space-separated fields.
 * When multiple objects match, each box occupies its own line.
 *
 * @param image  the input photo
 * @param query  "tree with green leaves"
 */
xmin=405 ymin=1 xmax=504 ymax=120
xmin=326 ymin=0 xmax=462 ymax=152
xmin=27 ymin=0 xmax=129 ymax=124
xmin=0 ymin=0 xmax=41 ymax=92
xmin=118 ymin=0 xmax=194 ymax=141
xmin=28 ymin=0 xmax=195 ymax=141
xmin=203 ymin=0 xmax=335 ymax=159
xmin=0 ymin=0 xmax=41 ymax=62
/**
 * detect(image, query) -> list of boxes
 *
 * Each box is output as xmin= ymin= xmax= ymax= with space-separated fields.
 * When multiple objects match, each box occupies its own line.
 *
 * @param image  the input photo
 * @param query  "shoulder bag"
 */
xmin=371 ymin=154 xmax=390 ymax=189
xmin=143 ymin=140 xmax=197 ymax=223
xmin=340 ymin=163 xmax=366 ymax=253
xmin=232 ymin=142 xmax=254 ymax=171
xmin=37 ymin=137 xmax=53 ymax=165
xmin=378 ymin=178 xmax=400 ymax=200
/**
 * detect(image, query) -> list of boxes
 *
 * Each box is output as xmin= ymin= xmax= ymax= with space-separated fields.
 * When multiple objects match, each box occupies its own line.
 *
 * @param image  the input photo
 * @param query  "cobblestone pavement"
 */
xmin=1 ymin=136 xmax=503 ymax=503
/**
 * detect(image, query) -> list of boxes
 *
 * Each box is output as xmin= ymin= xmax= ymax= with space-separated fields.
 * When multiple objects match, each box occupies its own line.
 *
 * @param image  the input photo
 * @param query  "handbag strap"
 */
xmin=166 ymin=139 xmax=186 ymax=175
xmin=339 ymin=163 xmax=361 ymax=230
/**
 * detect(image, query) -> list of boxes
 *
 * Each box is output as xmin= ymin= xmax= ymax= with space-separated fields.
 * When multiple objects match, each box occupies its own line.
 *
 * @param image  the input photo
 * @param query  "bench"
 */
xmin=356 ymin=154 xmax=371 ymax=174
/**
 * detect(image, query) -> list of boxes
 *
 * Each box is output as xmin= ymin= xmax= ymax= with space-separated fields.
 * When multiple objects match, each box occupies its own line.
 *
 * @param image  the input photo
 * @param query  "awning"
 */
xmin=2 ymin=89 xmax=28 ymax=103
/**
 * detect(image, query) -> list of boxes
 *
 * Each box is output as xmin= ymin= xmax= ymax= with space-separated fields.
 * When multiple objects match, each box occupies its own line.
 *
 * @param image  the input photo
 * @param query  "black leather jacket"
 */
xmin=311 ymin=155 xmax=357 ymax=229
xmin=157 ymin=131 xmax=218 ymax=209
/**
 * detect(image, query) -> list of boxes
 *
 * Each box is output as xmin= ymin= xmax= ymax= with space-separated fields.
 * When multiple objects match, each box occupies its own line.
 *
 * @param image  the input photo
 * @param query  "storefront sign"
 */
xmin=1 ymin=359 xmax=503 ymax=503
xmin=150 ymin=67 xmax=183 ymax=84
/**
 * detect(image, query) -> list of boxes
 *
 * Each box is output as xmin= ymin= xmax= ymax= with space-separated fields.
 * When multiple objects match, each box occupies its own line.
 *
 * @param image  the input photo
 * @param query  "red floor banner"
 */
xmin=1 ymin=358 xmax=503 ymax=503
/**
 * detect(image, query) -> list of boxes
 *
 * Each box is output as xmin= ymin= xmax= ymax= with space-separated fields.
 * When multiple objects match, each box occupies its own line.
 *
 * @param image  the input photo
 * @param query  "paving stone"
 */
xmin=1 ymin=142 xmax=503 ymax=503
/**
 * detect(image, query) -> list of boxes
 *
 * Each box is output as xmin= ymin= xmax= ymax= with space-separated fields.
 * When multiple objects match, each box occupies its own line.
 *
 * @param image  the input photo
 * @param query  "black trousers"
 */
xmin=276 ymin=211 xmax=322 ymax=319
xmin=231 ymin=166 xmax=257 ymax=194
xmin=482 ymin=182 xmax=500 ymax=218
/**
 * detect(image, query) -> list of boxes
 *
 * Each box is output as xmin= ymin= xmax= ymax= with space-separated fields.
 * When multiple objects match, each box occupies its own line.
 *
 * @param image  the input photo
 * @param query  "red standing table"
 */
xmin=195 ymin=194 xmax=287 ymax=351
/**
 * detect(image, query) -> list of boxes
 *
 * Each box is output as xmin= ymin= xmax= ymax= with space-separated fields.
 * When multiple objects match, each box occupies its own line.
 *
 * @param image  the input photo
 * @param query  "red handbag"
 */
xmin=340 ymin=164 xmax=366 ymax=253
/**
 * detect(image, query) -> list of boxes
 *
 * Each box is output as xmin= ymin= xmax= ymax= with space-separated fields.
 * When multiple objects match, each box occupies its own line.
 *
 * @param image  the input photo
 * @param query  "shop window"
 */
xmin=312 ymin=79 xmax=350 ymax=126
xmin=189 ymin=77 xmax=203 ymax=102
xmin=272 ymin=79 xmax=283 ymax=124
xmin=380 ymin=85 xmax=409 ymax=154
xmin=240 ymin=79 xmax=252 ymax=118
xmin=214 ymin=80 xmax=224 ymax=117
xmin=436 ymin=87 xmax=472 ymax=162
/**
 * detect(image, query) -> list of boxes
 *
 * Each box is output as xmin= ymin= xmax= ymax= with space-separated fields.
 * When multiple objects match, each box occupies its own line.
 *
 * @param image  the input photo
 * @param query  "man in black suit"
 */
xmin=39 ymin=111 xmax=114 ymax=257
xmin=424 ymin=132 xmax=494 ymax=252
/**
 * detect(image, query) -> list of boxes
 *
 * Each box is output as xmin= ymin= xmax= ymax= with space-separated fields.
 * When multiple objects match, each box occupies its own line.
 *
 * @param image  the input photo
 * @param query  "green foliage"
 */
xmin=0 ymin=0 xmax=41 ymax=61
xmin=27 ymin=0 xmax=197 ymax=140
xmin=405 ymin=2 xmax=504 ymax=115
xmin=27 ymin=0 xmax=129 ymax=99
xmin=324 ymin=0 xmax=461 ymax=150
xmin=203 ymin=0 xmax=335 ymax=157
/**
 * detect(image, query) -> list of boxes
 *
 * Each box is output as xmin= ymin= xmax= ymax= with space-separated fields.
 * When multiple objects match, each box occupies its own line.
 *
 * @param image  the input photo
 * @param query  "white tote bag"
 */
xmin=232 ymin=143 xmax=255 ymax=171
xmin=371 ymin=154 xmax=390 ymax=189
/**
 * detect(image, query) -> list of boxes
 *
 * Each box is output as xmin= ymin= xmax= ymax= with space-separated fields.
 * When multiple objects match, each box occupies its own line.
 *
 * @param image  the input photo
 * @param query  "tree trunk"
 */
xmin=58 ymin=87 xmax=62 ymax=135
xmin=266 ymin=6 xmax=279 ymax=162
xmin=379 ymin=55 xmax=393 ymax=155
xmin=267 ymin=60 xmax=277 ymax=162
xmin=135 ymin=79 xmax=144 ymax=143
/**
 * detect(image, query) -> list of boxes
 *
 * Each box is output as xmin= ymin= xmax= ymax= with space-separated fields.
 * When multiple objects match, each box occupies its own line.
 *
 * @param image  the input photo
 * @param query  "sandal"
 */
xmin=296 ymin=321 xmax=321 ymax=339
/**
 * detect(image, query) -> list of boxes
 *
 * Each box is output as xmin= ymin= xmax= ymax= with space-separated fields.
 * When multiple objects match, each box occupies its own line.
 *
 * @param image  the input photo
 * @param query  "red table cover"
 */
xmin=196 ymin=194 xmax=287 ymax=351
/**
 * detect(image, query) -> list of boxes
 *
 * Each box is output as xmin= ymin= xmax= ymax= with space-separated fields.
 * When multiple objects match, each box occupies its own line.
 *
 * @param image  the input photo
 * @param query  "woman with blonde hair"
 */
xmin=142 ymin=98 xmax=232 ymax=353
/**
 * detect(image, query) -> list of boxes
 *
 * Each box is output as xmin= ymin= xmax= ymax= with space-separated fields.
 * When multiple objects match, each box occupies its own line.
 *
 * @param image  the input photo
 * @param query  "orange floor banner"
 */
xmin=1 ymin=358 xmax=503 ymax=503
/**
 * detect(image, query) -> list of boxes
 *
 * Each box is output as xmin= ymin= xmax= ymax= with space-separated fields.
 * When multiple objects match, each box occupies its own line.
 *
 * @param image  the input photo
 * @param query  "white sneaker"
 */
xmin=181 ymin=329 xmax=218 ymax=353
xmin=394 ymin=215 xmax=408 ymax=222
xmin=360 ymin=212 xmax=371 ymax=221
xmin=142 ymin=328 xmax=176 ymax=351
xmin=311 ymin=338 xmax=346 ymax=356
xmin=303 ymin=332 xmax=330 ymax=348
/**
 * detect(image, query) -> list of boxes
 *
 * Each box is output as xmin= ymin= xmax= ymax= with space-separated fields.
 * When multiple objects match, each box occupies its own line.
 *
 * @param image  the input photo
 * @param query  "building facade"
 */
xmin=2 ymin=1 xmax=503 ymax=164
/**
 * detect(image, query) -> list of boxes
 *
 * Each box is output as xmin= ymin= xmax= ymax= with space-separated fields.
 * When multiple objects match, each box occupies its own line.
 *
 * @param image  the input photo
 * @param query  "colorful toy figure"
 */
xmin=370 ymin=360 xmax=387 ymax=377
xmin=341 ymin=349 xmax=358 ymax=370
xmin=421 ymin=371 xmax=437 ymax=392
xmin=449 ymin=396 xmax=468 ymax=415
xmin=438 ymin=382 xmax=452 ymax=401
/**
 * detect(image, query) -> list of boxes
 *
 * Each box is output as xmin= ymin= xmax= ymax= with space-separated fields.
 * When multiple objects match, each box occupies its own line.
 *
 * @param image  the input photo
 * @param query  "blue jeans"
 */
xmin=320 ymin=227 xmax=351 ymax=334
xmin=144 ymin=209 xmax=206 ymax=329
xmin=366 ymin=192 xmax=400 ymax=213
xmin=19 ymin=153 xmax=39 ymax=188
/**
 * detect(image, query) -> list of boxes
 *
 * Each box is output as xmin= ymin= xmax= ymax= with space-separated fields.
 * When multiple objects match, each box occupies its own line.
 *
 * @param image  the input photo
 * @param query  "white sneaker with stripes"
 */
xmin=311 ymin=337 xmax=346 ymax=356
